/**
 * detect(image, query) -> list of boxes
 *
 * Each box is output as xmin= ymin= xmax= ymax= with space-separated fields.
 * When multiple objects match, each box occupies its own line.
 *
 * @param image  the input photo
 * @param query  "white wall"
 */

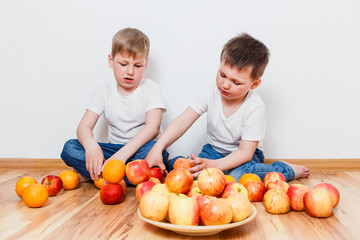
xmin=1 ymin=0 xmax=359 ymax=159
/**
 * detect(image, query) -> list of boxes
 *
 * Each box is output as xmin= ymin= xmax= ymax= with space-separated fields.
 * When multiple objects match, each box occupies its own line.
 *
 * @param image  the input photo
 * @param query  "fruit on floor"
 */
xmin=239 ymin=173 xmax=261 ymax=187
xmin=94 ymin=175 xmax=105 ymax=189
xmin=100 ymin=183 xmax=124 ymax=205
xmin=15 ymin=176 xmax=37 ymax=198
xmin=41 ymin=175 xmax=63 ymax=196
xmin=59 ymin=170 xmax=79 ymax=190
xmin=22 ymin=183 xmax=49 ymax=207
xmin=103 ymin=159 xmax=125 ymax=184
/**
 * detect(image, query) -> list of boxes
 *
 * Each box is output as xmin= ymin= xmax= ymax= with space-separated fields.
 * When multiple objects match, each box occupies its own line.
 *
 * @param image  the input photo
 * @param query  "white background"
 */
xmin=1 ymin=0 xmax=359 ymax=159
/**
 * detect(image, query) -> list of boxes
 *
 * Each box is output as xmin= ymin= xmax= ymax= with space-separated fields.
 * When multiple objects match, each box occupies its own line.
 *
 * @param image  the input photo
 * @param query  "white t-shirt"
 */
xmin=87 ymin=78 xmax=166 ymax=144
xmin=190 ymin=84 xmax=266 ymax=155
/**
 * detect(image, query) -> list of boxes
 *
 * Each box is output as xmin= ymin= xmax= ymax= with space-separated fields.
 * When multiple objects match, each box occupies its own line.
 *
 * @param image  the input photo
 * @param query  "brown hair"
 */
xmin=220 ymin=33 xmax=270 ymax=80
xmin=111 ymin=28 xmax=150 ymax=59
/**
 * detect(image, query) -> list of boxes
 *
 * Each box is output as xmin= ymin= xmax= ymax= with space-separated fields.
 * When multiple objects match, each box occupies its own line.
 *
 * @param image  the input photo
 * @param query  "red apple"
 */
xmin=100 ymin=183 xmax=124 ymax=204
xmin=150 ymin=167 xmax=164 ymax=183
xmin=139 ymin=191 xmax=169 ymax=222
xmin=200 ymin=198 xmax=233 ymax=225
xmin=220 ymin=182 xmax=248 ymax=199
xmin=125 ymin=160 xmax=151 ymax=185
xmin=226 ymin=193 xmax=252 ymax=222
xmin=168 ymin=194 xmax=200 ymax=225
xmin=245 ymin=181 xmax=266 ymax=202
xmin=165 ymin=168 xmax=193 ymax=194
xmin=197 ymin=168 xmax=226 ymax=197
xmin=173 ymin=157 xmax=195 ymax=169
xmin=186 ymin=187 xmax=203 ymax=199
xmin=136 ymin=180 xmax=156 ymax=201
xmin=266 ymin=180 xmax=289 ymax=193
xmin=313 ymin=183 xmax=340 ymax=208
xmin=41 ymin=175 xmax=63 ymax=196
xmin=303 ymin=189 xmax=333 ymax=218
xmin=287 ymin=183 xmax=310 ymax=211
xmin=263 ymin=189 xmax=290 ymax=214
xmin=263 ymin=172 xmax=286 ymax=188
xmin=196 ymin=195 xmax=217 ymax=210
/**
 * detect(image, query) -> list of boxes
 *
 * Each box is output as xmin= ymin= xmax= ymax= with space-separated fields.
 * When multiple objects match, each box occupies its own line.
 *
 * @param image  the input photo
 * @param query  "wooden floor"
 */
xmin=1 ymin=159 xmax=360 ymax=240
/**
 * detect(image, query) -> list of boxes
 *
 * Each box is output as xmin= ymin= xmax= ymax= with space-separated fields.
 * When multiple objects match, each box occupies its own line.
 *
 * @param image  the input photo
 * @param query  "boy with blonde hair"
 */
xmin=61 ymin=28 xmax=168 ymax=185
xmin=146 ymin=33 xmax=310 ymax=181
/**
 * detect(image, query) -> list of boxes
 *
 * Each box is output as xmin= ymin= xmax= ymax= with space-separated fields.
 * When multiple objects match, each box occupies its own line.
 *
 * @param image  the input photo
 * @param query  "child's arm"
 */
xmin=189 ymin=140 xmax=258 ymax=177
xmin=107 ymin=108 xmax=163 ymax=164
xmin=77 ymin=110 xmax=104 ymax=180
xmin=145 ymin=107 xmax=201 ymax=172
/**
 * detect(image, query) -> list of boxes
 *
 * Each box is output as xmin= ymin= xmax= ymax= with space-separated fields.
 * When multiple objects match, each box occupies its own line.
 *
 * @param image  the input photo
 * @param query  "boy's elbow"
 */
xmin=151 ymin=127 xmax=160 ymax=138
xmin=145 ymin=124 xmax=160 ymax=139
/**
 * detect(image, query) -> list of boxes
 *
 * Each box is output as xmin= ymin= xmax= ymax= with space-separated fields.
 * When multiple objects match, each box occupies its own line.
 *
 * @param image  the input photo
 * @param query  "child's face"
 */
xmin=216 ymin=61 xmax=261 ymax=103
xmin=108 ymin=52 xmax=148 ymax=94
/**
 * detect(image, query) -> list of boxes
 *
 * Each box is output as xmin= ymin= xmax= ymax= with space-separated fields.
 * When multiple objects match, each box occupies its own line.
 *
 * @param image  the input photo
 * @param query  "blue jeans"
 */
xmin=168 ymin=144 xmax=295 ymax=182
xmin=60 ymin=139 xmax=169 ymax=186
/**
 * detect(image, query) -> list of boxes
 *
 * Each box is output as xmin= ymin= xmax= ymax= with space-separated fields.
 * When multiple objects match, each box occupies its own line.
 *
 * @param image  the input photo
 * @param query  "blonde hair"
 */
xmin=111 ymin=28 xmax=150 ymax=58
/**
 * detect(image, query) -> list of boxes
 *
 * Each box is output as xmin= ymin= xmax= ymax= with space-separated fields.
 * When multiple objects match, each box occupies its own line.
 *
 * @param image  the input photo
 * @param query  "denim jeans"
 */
xmin=60 ymin=139 xmax=169 ymax=186
xmin=168 ymin=144 xmax=295 ymax=182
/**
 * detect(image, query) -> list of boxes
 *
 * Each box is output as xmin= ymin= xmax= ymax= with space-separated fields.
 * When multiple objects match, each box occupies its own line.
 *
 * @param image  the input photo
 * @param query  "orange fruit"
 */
xmin=94 ymin=175 xmax=104 ymax=189
xmin=59 ymin=170 xmax=79 ymax=190
xmin=239 ymin=173 xmax=261 ymax=186
xmin=225 ymin=175 xmax=236 ymax=183
xmin=16 ymin=176 xmax=37 ymax=198
xmin=103 ymin=159 xmax=125 ymax=184
xmin=22 ymin=183 xmax=49 ymax=207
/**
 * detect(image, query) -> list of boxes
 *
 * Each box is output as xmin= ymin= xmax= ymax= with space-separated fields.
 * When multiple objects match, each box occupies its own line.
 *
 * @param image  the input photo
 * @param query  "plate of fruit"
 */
xmin=138 ymin=204 xmax=257 ymax=236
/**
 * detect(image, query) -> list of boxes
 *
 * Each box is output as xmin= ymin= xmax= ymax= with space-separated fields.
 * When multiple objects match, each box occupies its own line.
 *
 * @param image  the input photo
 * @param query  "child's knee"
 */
xmin=60 ymin=139 xmax=79 ymax=162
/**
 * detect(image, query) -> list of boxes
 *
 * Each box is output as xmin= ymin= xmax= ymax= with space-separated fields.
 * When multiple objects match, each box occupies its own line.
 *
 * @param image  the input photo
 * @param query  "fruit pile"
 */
xmin=135 ymin=158 xmax=340 ymax=225
xmin=16 ymin=157 xmax=340 ymax=222
xmin=139 ymin=166 xmax=252 ymax=226
xmin=15 ymin=170 xmax=79 ymax=207
xmin=246 ymin=171 xmax=340 ymax=218
xmin=95 ymin=159 xmax=163 ymax=204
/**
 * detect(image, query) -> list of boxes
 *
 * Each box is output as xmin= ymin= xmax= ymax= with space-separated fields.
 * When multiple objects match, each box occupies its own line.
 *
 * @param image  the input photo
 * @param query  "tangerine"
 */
xmin=225 ymin=175 xmax=236 ymax=183
xmin=103 ymin=159 xmax=125 ymax=184
xmin=59 ymin=170 xmax=79 ymax=190
xmin=22 ymin=183 xmax=49 ymax=207
xmin=15 ymin=176 xmax=37 ymax=198
xmin=239 ymin=173 xmax=261 ymax=186
xmin=94 ymin=175 xmax=104 ymax=189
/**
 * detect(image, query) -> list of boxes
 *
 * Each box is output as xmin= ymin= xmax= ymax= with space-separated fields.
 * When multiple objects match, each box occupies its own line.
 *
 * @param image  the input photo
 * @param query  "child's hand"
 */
xmin=145 ymin=151 xmax=167 ymax=176
xmin=85 ymin=145 xmax=105 ymax=181
xmin=188 ymin=153 xmax=209 ymax=178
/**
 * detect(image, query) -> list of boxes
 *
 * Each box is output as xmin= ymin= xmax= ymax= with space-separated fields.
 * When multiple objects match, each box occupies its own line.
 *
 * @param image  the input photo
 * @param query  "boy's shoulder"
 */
xmin=244 ymin=90 xmax=265 ymax=111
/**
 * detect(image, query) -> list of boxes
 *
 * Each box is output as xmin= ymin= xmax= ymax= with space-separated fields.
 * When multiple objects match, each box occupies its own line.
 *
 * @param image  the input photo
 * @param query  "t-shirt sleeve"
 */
xmin=86 ymin=84 xmax=107 ymax=116
xmin=190 ymin=84 xmax=212 ymax=115
xmin=143 ymin=81 xmax=166 ymax=113
xmin=241 ymin=105 xmax=266 ymax=141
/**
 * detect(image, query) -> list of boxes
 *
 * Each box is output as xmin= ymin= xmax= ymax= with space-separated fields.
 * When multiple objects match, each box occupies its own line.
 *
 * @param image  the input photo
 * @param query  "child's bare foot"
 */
xmin=280 ymin=161 xmax=310 ymax=179
xmin=71 ymin=169 xmax=91 ymax=183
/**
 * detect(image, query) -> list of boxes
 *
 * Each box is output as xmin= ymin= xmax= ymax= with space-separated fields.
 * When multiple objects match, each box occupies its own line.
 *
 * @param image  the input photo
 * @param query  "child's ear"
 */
xmin=250 ymin=78 xmax=261 ymax=89
xmin=108 ymin=54 xmax=114 ymax=68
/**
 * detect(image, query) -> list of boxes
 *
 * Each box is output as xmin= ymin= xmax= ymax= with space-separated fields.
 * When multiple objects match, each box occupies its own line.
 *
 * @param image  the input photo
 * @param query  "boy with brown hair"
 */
xmin=61 ymin=28 xmax=168 ymax=185
xmin=146 ymin=33 xmax=310 ymax=181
